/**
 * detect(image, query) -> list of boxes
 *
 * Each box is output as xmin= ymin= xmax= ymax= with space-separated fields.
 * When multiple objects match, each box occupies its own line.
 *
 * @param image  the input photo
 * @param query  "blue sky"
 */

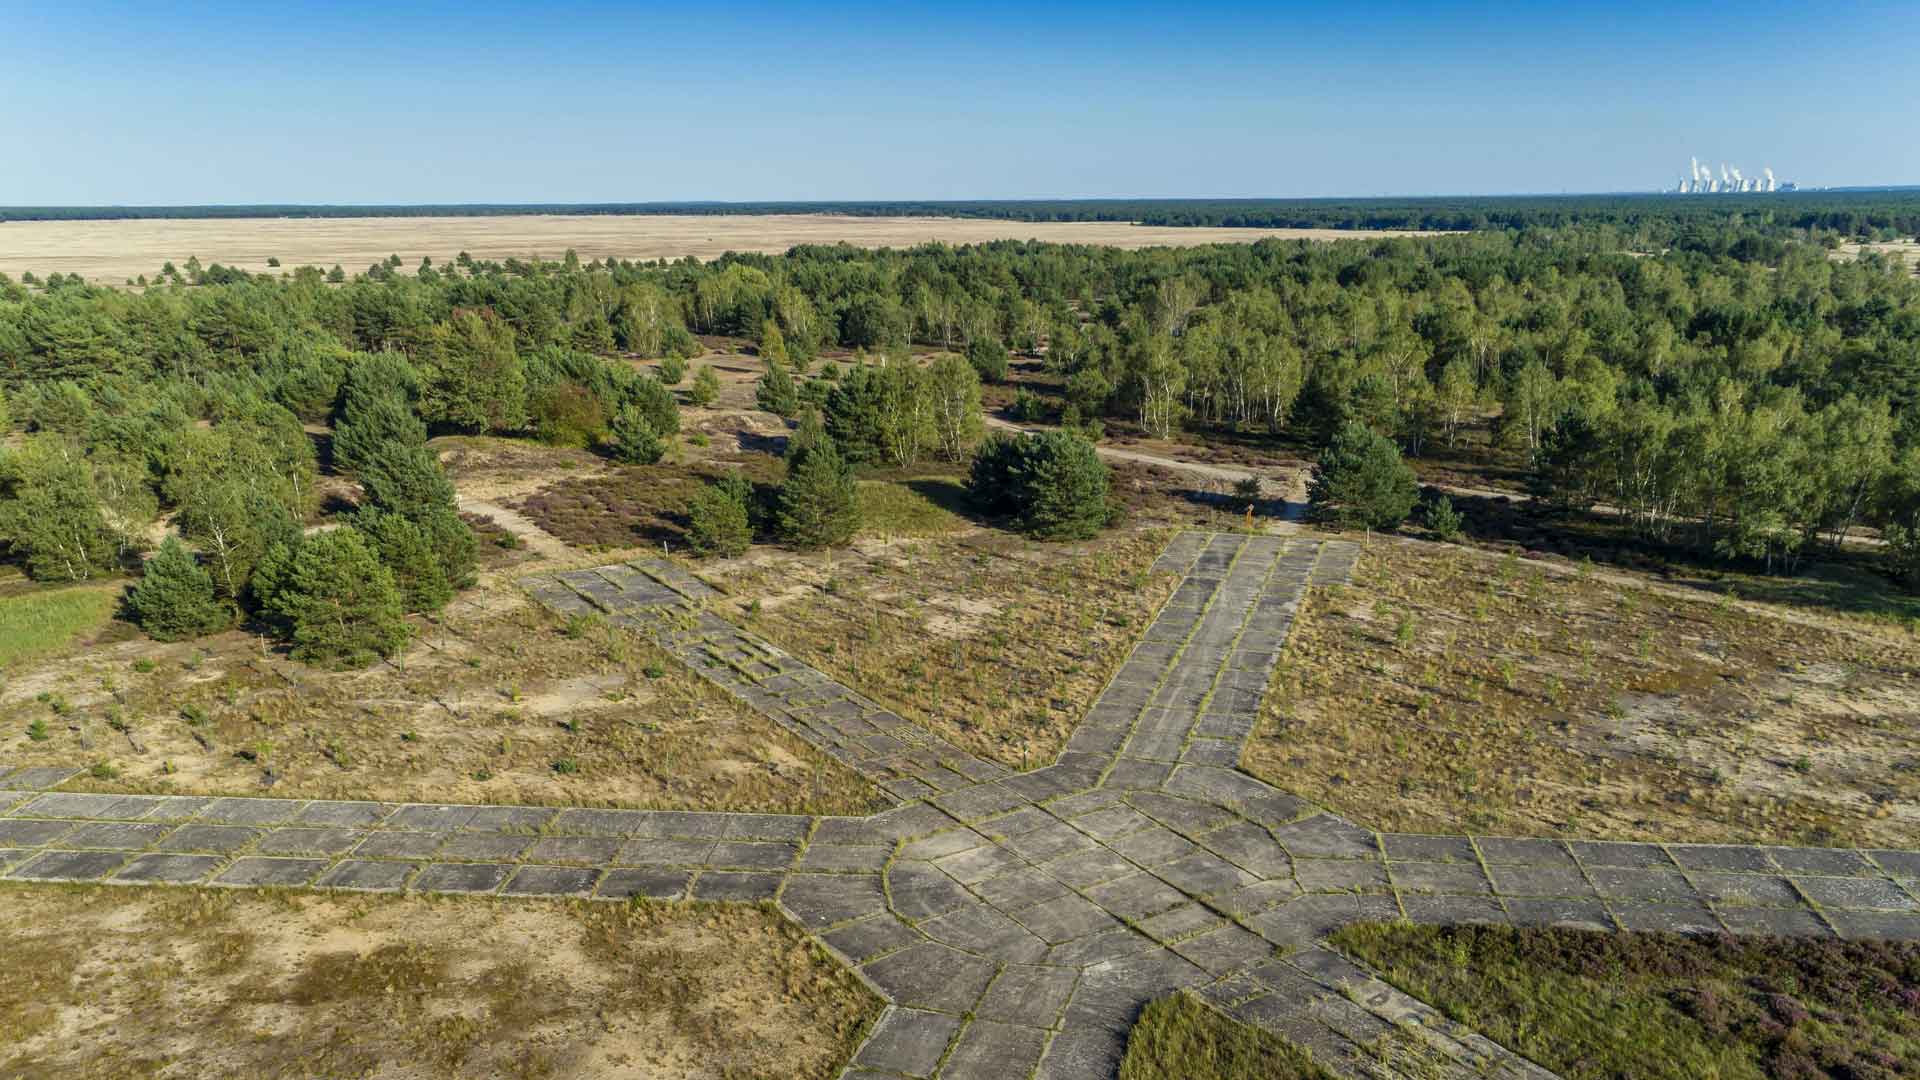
xmin=3 ymin=1 xmax=1915 ymax=204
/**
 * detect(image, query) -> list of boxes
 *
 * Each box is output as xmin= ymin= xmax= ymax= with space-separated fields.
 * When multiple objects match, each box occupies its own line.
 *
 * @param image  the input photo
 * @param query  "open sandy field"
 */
xmin=1836 ymin=237 xmax=1919 ymax=275
xmin=0 ymin=214 xmax=1431 ymax=282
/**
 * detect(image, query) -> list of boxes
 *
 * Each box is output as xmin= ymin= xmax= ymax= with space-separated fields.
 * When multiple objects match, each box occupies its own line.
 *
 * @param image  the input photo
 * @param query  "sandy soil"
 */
xmin=0 ymin=214 xmax=1432 ymax=282
xmin=1836 ymin=237 xmax=1919 ymax=275
xmin=1246 ymin=539 xmax=1920 ymax=848
xmin=0 ymin=885 xmax=878 ymax=1080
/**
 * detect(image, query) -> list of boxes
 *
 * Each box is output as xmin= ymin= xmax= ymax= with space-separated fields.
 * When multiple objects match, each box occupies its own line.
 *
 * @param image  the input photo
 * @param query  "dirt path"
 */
xmin=458 ymin=496 xmax=575 ymax=563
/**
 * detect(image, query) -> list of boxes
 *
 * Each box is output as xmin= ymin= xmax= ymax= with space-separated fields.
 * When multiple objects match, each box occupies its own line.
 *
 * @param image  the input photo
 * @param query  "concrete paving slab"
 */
xmin=113 ymin=853 xmax=224 ymax=884
xmin=214 ymin=857 xmax=328 ymax=888
xmin=852 ymin=1009 xmax=962 ymax=1078
xmin=9 ymin=849 xmax=128 ymax=880
xmin=503 ymin=865 xmax=601 ymax=897
xmin=412 ymin=862 xmax=512 ymax=894
xmin=599 ymin=867 xmax=693 ymax=901
xmin=317 ymin=859 xmax=418 ymax=892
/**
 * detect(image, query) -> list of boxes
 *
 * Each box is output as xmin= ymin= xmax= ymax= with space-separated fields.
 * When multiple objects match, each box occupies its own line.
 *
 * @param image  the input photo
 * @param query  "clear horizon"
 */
xmin=4 ymin=1 xmax=1916 ymax=205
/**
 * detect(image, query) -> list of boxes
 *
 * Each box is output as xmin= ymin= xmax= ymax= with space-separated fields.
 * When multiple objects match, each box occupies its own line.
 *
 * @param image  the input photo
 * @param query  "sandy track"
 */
xmin=0 ymin=213 xmax=1432 ymax=282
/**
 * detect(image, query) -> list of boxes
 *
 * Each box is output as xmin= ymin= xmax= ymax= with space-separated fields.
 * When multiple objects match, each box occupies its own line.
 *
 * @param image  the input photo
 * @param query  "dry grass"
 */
xmin=710 ymin=528 xmax=1177 ymax=769
xmin=1334 ymin=921 xmax=1920 ymax=1079
xmin=0 ymin=214 xmax=1431 ymax=283
xmin=1246 ymin=540 xmax=1920 ymax=847
xmin=0 ymin=575 xmax=881 ymax=815
xmin=0 ymin=884 xmax=879 ymax=1080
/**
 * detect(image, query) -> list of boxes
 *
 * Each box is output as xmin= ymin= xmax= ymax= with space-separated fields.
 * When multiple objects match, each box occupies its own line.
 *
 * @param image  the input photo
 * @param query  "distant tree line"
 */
xmin=3 ymin=221 xmax=1919 ymax=601
xmin=5 ymin=191 xmax=1918 ymax=240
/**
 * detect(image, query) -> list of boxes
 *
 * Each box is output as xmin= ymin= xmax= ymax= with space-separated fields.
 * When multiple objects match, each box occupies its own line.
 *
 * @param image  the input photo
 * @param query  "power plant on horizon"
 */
xmin=1674 ymin=156 xmax=1796 ymax=193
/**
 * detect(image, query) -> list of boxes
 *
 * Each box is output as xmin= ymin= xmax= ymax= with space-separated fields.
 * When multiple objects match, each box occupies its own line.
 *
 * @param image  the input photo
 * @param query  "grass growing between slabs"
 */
xmin=1118 ymin=992 xmax=1334 ymax=1080
xmin=0 ymin=884 xmax=880 ymax=1080
xmin=1333 ymin=921 xmax=1920 ymax=1080
xmin=0 ymin=586 xmax=118 ymax=670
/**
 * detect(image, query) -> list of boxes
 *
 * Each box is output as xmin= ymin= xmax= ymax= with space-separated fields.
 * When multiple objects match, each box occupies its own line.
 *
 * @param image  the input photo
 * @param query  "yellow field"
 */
xmin=0 ymin=214 xmax=1431 ymax=282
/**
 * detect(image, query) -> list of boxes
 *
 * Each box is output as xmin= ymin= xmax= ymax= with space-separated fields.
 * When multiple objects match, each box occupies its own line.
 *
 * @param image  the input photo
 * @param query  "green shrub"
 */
xmin=657 ymin=354 xmax=688 ymax=386
xmin=529 ymin=382 xmax=609 ymax=448
xmin=776 ymin=436 xmax=859 ymax=549
xmin=686 ymin=484 xmax=753 ymax=557
xmin=1424 ymin=492 xmax=1464 ymax=542
xmin=1308 ymin=421 xmax=1418 ymax=531
xmin=966 ymin=336 xmax=1011 ymax=383
xmin=1011 ymin=389 xmax=1046 ymax=423
xmin=253 ymin=528 xmax=409 ymax=669
xmin=126 ymin=536 xmax=232 ymax=641
xmin=689 ymin=364 xmax=721 ymax=407
xmin=968 ymin=430 xmax=1111 ymax=540
xmin=609 ymin=406 xmax=665 ymax=464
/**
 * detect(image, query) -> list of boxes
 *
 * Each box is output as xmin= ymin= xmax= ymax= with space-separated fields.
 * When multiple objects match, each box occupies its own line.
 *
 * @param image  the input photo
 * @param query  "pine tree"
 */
xmin=777 ymin=435 xmax=859 ymax=549
xmin=1423 ymin=493 xmax=1464 ymax=542
xmin=258 ymin=528 xmax=409 ymax=669
xmin=1308 ymin=421 xmax=1418 ymax=531
xmin=689 ymin=364 xmax=721 ymax=407
xmin=686 ymin=484 xmax=752 ymax=556
xmin=358 ymin=442 xmax=458 ymax=520
xmin=966 ymin=336 xmax=1010 ymax=383
xmin=757 ymin=361 xmax=799 ymax=418
xmin=333 ymin=392 xmax=426 ymax=478
xmin=610 ymin=406 xmax=665 ymax=464
xmin=126 ymin=537 xmax=232 ymax=641
xmin=967 ymin=430 xmax=1111 ymax=539
xmin=625 ymin=376 xmax=681 ymax=437
xmin=355 ymin=510 xmax=454 ymax=612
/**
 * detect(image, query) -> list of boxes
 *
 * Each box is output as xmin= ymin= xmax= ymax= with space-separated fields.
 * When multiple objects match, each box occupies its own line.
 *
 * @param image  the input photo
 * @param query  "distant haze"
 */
xmin=2 ymin=2 xmax=1916 ymax=203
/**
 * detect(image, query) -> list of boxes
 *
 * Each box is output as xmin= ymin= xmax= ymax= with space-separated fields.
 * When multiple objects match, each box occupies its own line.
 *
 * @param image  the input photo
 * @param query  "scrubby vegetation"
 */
xmin=1120 ymin=992 xmax=1333 ymax=1080
xmin=1250 ymin=542 xmax=1920 ymax=847
xmin=0 ymin=885 xmax=881 ymax=1080
xmin=1335 ymin=922 xmax=1920 ymax=1080
xmin=720 ymin=530 xmax=1175 ymax=768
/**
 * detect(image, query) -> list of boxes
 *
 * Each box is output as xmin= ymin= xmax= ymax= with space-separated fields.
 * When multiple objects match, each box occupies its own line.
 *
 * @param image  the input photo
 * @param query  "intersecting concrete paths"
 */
xmin=8 ymin=530 xmax=1920 ymax=1080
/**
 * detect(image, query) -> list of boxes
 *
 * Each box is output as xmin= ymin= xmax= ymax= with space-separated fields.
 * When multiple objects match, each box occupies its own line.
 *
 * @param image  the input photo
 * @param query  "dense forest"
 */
xmin=3 ymin=224 xmax=1920 ymax=662
xmin=5 ymin=191 xmax=1920 ymax=242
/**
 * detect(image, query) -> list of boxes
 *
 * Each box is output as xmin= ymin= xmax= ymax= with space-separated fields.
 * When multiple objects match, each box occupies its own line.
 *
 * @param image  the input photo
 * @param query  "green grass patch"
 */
xmin=1333 ymin=921 xmax=1920 ymax=1079
xmin=0 ymin=586 xmax=118 ymax=669
xmin=1119 ymin=992 xmax=1333 ymax=1080
xmin=855 ymin=478 xmax=967 ymax=538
